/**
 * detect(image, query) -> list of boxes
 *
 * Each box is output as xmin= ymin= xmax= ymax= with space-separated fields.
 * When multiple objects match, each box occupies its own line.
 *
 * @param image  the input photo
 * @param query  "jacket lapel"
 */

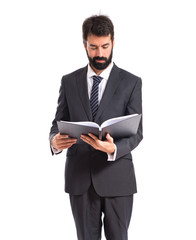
xmin=76 ymin=66 xmax=93 ymax=121
xmin=95 ymin=64 xmax=121 ymax=122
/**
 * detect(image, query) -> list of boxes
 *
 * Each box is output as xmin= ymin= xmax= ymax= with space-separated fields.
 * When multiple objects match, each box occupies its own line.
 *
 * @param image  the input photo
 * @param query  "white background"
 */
xmin=0 ymin=0 xmax=196 ymax=239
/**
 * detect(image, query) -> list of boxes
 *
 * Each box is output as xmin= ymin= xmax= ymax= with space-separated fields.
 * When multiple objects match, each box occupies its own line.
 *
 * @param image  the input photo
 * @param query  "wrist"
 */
xmin=107 ymin=144 xmax=115 ymax=154
xmin=107 ymin=144 xmax=117 ymax=161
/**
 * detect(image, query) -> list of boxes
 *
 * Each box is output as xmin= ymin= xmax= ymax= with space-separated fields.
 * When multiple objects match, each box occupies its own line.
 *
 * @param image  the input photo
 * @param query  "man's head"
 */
xmin=82 ymin=15 xmax=114 ymax=72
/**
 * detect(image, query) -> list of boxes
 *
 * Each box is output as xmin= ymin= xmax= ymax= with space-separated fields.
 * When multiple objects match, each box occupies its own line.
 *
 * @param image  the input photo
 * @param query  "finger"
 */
xmin=56 ymin=138 xmax=77 ymax=146
xmin=80 ymin=135 xmax=90 ymax=142
xmin=53 ymin=134 xmax=69 ymax=144
xmin=58 ymin=143 xmax=75 ymax=150
xmin=88 ymin=133 xmax=98 ymax=140
xmin=80 ymin=135 xmax=99 ymax=150
xmin=58 ymin=138 xmax=77 ymax=143
xmin=56 ymin=140 xmax=76 ymax=149
xmin=55 ymin=132 xmax=66 ymax=138
xmin=56 ymin=139 xmax=77 ymax=148
xmin=106 ymin=133 xmax=113 ymax=142
xmin=80 ymin=135 xmax=94 ymax=145
xmin=58 ymin=134 xmax=69 ymax=139
xmin=57 ymin=140 xmax=77 ymax=147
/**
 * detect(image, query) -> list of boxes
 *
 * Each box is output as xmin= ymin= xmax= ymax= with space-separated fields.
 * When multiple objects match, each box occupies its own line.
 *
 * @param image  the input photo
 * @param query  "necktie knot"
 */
xmin=93 ymin=75 xmax=103 ymax=84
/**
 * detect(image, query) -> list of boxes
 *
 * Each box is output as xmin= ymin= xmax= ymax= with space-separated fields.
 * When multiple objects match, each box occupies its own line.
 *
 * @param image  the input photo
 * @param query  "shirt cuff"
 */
xmin=51 ymin=145 xmax=62 ymax=154
xmin=107 ymin=144 xmax=117 ymax=161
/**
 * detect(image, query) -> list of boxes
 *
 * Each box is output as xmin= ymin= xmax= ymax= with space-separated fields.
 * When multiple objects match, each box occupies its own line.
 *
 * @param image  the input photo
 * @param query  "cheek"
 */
xmin=87 ymin=50 xmax=96 ymax=59
xmin=106 ymin=51 xmax=111 ymax=58
xmin=105 ymin=48 xmax=112 ymax=58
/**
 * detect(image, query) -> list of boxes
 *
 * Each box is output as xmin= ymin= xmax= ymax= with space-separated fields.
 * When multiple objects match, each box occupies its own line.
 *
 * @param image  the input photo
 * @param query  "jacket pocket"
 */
xmin=121 ymin=152 xmax=132 ymax=161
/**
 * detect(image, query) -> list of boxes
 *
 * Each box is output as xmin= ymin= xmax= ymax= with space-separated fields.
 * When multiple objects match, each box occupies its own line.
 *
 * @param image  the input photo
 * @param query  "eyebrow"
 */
xmin=89 ymin=43 xmax=110 ymax=48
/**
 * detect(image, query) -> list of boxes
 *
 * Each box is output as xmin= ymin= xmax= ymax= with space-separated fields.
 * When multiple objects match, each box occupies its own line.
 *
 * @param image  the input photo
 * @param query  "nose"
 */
xmin=96 ymin=47 xmax=103 ymax=57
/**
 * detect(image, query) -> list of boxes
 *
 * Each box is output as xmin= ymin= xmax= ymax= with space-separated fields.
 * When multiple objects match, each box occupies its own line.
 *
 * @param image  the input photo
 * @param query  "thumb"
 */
xmin=106 ymin=133 xmax=113 ymax=142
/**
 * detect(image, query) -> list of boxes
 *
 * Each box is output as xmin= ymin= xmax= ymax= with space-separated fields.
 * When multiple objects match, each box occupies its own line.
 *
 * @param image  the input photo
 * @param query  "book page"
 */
xmin=100 ymin=114 xmax=141 ymax=140
xmin=100 ymin=114 xmax=138 ymax=128
xmin=62 ymin=121 xmax=99 ymax=128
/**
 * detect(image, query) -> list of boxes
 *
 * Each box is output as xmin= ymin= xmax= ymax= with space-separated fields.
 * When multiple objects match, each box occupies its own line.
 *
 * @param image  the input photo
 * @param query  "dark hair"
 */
xmin=82 ymin=15 xmax=114 ymax=43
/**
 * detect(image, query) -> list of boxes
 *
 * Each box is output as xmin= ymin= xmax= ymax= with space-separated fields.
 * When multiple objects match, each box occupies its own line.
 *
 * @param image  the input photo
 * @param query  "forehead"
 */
xmin=86 ymin=34 xmax=112 ymax=46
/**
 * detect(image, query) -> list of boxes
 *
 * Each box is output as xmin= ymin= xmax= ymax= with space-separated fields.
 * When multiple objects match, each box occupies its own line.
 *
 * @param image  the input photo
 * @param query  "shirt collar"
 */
xmin=87 ymin=62 xmax=114 ymax=80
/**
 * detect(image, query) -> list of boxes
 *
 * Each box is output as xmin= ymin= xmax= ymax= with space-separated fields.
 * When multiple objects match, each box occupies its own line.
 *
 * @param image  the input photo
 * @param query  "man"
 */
xmin=49 ymin=15 xmax=143 ymax=240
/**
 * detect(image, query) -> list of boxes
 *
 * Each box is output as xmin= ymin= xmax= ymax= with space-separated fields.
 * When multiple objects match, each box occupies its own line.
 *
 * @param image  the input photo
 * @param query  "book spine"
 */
xmin=99 ymin=128 xmax=102 ymax=140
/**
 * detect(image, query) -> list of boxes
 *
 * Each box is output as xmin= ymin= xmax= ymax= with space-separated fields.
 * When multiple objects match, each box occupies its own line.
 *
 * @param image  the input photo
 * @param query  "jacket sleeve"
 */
xmin=49 ymin=77 xmax=70 ymax=151
xmin=115 ymin=77 xmax=143 ymax=160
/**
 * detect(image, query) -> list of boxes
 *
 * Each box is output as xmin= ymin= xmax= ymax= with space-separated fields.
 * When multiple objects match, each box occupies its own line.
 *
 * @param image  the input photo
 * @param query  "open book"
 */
xmin=57 ymin=114 xmax=141 ymax=143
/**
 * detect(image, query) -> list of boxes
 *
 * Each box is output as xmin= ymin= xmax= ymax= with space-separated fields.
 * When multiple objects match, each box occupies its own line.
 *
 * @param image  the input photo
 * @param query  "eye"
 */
xmin=91 ymin=47 xmax=97 ymax=50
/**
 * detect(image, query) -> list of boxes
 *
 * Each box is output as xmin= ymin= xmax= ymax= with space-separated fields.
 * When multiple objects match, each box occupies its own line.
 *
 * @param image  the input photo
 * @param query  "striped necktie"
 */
xmin=90 ymin=75 xmax=103 ymax=121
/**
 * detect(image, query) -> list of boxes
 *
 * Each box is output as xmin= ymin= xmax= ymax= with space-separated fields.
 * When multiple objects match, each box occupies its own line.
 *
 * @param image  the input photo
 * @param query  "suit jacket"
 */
xmin=49 ymin=63 xmax=143 ymax=197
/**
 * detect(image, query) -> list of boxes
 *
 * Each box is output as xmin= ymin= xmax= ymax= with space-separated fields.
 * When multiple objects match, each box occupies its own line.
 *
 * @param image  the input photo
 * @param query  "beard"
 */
xmin=86 ymin=49 xmax=113 ymax=70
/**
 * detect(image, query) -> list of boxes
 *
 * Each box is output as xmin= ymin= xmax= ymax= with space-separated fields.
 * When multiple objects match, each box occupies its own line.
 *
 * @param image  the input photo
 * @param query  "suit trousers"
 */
xmin=69 ymin=185 xmax=134 ymax=240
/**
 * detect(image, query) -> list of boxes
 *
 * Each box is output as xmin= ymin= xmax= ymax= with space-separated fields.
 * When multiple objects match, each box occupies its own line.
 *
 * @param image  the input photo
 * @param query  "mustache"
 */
xmin=93 ymin=56 xmax=107 ymax=61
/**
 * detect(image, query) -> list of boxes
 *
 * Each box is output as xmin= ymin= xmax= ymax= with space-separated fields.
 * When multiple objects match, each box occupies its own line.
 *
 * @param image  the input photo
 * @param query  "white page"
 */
xmin=60 ymin=121 xmax=99 ymax=128
xmin=100 ymin=114 xmax=138 ymax=128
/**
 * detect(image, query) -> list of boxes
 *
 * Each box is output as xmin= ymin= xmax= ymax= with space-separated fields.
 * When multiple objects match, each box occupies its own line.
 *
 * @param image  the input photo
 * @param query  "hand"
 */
xmin=51 ymin=133 xmax=77 ymax=151
xmin=80 ymin=133 xmax=115 ymax=154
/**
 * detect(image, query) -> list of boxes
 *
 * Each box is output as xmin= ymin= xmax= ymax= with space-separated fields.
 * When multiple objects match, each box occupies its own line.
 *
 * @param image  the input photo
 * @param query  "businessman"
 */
xmin=49 ymin=15 xmax=143 ymax=240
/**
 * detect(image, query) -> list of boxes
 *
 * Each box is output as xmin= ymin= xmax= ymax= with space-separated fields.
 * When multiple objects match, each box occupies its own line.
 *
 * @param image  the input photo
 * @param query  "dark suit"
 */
xmin=49 ymin=63 xmax=143 ymax=239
